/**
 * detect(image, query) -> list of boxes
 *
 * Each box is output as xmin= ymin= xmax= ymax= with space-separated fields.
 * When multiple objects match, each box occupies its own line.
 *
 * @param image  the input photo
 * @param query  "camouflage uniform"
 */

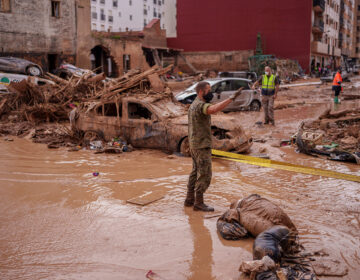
xmin=187 ymin=97 xmax=212 ymax=194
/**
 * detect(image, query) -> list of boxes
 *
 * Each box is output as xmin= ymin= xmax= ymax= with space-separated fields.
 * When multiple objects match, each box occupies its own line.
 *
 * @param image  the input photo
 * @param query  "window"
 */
xmin=101 ymin=24 xmax=105 ymax=31
xmin=100 ymin=9 xmax=105 ymax=21
xmin=129 ymin=14 xmax=132 ymax=20
xmin=144 ymin=19 xmax=147 ymax=26
xmin=129 ymin=0 xmax=132 ymax=5
xmin=128 ymin=103 xmax=152 ymax=120
xmin=231 ymin=80 xmax=250 ymax=90
xmin=104 ymin=103 xmax=118 ymax=117
xmin=158 ymin=0 xmax=161 ymax=5
xmin=96 ymin=105 xmax=103 ymax=115
xmin=153 ymin=0 xmax=156 ymax=4
xmin=0 ymin=0 xmax=11 ymax=12
xmin=92 ymin=23 xmax=97 ymax=30
xmin=109 ymin=15 xmax=113 ymax=22
xmin=118 ymin=11 xmax=121 ymax=17
xmin=358 ymin=5 xmax=360 ymax=11
xmin=51 ymin=1 xmax=60 ymax=18
xmin=92 ymin=12 xmax=97 ymax=19
xmin=100 ymin=0 xmax=105 ymax=3
xmin=153 ymin=8 xmax=156 ymax=17
xmin=225 ymin=55 xmax=232 ymax=62
xmin=113 ymin=0 xmax=117 ymax=7
xmin=144 ymin=9 xmax=147 ymax=15
xmin=162 ymin=0 xmax=164 ymax=3
xmin=123 ymin=54 xmax=131 ymax=72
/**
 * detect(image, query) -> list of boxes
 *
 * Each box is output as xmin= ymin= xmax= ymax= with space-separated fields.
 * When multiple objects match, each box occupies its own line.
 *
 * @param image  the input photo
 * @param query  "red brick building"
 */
xmin=167 ymin=0 xmax=313 ymax=72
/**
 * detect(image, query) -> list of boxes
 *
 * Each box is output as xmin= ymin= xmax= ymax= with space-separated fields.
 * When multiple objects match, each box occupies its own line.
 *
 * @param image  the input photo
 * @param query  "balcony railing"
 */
xmin=312 ymin=20 xmax=324 ymax=33
xmin=313 ymin=0 xmax=325 ymax=13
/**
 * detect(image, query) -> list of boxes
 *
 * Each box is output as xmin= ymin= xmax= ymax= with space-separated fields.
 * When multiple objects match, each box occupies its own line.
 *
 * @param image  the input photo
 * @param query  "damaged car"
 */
xmin=71 ymin=95 xmax=252 ymax=156
xmin=0 ymin=57 xmax=43 ymax=76
xmin=176 ymin=78 xmax=261 ymax=112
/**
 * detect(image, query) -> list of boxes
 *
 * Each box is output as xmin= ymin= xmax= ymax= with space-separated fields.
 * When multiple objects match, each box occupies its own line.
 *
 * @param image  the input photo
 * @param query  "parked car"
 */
xmin=218 ymin=71 xmax=258 ymax=82
xmin=55 ymin=63 xmax=91 ymax=79
xmin=0 ymin=57 xmax=43 ymax=76
xmin=176 ymin=78 xmax=261 ymax=111
xmin=320 ymin=71 xmax=352 ymax=83
xmin=71 ymin=95 xmax=253 ymax=156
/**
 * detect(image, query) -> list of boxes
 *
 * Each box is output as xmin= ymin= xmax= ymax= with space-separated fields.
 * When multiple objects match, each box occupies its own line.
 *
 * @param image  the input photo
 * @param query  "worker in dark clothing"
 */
xmin=252 ymin=66 xmax=280 ymax=125
xmin=332 ymin=68 xmax=342 ymax=104
xmin=184 ymin=81 xmax=243 ymax=212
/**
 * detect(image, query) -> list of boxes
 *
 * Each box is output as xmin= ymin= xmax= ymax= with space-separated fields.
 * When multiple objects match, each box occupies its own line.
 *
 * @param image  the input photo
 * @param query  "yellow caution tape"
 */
xmin=212 ymin=149 xmax=360 ymax=183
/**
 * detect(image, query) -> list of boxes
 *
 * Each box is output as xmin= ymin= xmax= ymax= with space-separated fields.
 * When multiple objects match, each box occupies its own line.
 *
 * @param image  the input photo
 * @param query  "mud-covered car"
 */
xmin=0 ymin=57 xmax=43 ymax=76
xmin=71 ymin=95 xmax=252 ymax=155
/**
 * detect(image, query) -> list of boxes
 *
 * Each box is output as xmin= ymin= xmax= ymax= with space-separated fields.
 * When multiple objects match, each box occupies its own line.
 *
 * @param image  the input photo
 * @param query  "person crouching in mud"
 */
xmin=184 ymin=81 xmax=243 ymax=212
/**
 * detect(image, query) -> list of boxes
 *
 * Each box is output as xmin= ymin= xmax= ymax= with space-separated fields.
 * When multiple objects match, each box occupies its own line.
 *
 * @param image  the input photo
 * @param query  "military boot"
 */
xmin=193 ymin=192 xmax=214 ymax=212
xmin=184 ymin=189 xmax=195 ymax=207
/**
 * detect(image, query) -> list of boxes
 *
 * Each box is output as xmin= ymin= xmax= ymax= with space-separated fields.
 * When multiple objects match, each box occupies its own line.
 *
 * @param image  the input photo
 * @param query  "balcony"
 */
xmin=312 ymin=19 xmax=324 ymax=33
xmin=313 ymin=0 xmax=325 ymax=13
xmin=311 ymin=41 xmax=328 ymax=54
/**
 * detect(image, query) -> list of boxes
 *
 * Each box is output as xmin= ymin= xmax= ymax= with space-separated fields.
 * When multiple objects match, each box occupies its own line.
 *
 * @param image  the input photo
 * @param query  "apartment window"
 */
xmin=100 ymin=9 xmax=105 ymax=21
xmin=129 ymin=0 xmax=132 ymax=5
xmin=153 ymin=8 xmax=156 ymax=17
xmin=123 ymin=54 xmax=131 ymax=72
xmin=92 ymin=23 xmax=97 ymax=30
xmin=144 ymin=19 xmax=147 ymax=27
xmin=92 ymin=12 xmax=97 ymax=19
xmin=92 ymin=0 xmax=96 ymax=2
xmin=0 ymin=0 xmax=11 ymax=12
xmin=118 ymin=12 xmax=121 ymax=17
xmin=144 ymin=9 xmax=147 ymax=15
xmin=129 ymin=14 xmax=132 ymax=20
xmin=101 ymin=24 xmax=105 ymax=31
xmin=51 ymin=1 xmax=60 ymax=18
xmin=162 ymin=0 xmax=164 ymax=3
xmin=358 ymin=5 xmax=360 ymax=11
xmin=153 ymin=0 xmax=156 ymax=4
xmin=162 ymin=24 xmax=165 ymax=28
xmin=109 ymin=15 xmax=113 ymax=22
xmin=158 ymin=0 xmax=161 ymax=5
xmin=100 ymin=0 xmax=105 ymax=4
xmin=113 ymin=0 xmax=117 ymax=7
xmin=356 ymin=47 xmax=359 ymax=53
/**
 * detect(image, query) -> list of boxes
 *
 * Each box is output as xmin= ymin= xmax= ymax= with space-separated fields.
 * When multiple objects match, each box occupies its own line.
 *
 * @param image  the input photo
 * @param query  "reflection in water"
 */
xmin=185 ymin=208 xmax=215 ymax=280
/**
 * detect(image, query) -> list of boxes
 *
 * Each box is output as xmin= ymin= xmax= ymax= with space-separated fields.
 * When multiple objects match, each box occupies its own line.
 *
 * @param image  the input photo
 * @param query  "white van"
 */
xmin=0 ymin=73 xmax=55 ymax=93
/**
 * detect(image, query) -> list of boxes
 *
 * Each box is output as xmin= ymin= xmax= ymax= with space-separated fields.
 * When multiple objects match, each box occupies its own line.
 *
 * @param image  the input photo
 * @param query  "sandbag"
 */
xmin=216 ymin=208 xmax=248 ymax=240
xmin=232 ymin=194 xmax=297 ymax=237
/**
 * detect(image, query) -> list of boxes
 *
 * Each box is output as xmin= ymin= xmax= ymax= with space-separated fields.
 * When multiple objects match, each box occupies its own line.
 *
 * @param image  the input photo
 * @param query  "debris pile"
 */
xmin=275 ymin=59 xmax=302 ymax=82
xmin=295 ymin=109 xmax=360 ymax=164
xmin=0 ymin=65 xmax=173 ymax=147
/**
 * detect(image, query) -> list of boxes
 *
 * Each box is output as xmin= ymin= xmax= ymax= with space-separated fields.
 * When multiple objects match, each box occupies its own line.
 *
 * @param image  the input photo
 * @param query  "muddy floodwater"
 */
xmin=1 ymin=94 xmax=360 ymax=279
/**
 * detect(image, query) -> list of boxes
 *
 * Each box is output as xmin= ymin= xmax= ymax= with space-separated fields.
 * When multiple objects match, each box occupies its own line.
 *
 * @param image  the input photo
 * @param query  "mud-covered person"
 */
xmin=252 ymin=66 xmax=280 ymax=125
xmin=184 ymin=81 xmax=243 ymax=212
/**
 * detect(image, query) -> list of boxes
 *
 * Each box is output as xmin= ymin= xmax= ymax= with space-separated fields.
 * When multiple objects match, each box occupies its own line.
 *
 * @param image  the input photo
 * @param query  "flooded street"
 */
xmin=1 ymin=83 xmax=360 ymax=279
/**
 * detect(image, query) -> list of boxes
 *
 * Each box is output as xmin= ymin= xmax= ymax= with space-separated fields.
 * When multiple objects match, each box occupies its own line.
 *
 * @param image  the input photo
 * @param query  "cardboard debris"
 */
xmin=126 ymin=190 xmax=164 ymax=206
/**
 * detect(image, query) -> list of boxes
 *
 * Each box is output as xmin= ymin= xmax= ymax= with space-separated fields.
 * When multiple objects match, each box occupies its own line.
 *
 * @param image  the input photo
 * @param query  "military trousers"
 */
xmin=187 ymin=148 xmax=212 ymax=194
xmin=262 ymin=95 xmax=275 ymax=123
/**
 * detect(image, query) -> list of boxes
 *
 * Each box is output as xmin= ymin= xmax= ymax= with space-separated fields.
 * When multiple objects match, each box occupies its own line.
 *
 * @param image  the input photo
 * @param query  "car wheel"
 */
xmin=180 ymin=137 xmax=190 ymax=157
xmin=26 ymin=66 xmax=42 ymax=76
xmin=249 ymin=100 xmax=261 ymax=111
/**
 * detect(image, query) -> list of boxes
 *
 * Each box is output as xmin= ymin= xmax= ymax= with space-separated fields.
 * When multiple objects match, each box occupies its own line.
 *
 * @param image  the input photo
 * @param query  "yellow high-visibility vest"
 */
xmin=262 ymin=74 xmax=275 ymax=90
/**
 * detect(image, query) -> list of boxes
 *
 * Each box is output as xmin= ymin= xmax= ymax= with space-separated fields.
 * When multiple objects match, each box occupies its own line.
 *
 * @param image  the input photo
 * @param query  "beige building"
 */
xmin=339 ymin=0 xmax=356 ymax=67
xmin=0 ymin=0 xmax=92 ymax=72
xmin=311 ymin=0 xmax=342 ymax=72
xmin=352 ymin=0 xmax=360 ymax=61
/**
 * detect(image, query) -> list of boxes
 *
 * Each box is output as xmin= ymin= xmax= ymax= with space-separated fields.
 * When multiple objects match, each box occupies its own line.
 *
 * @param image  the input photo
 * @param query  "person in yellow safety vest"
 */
xmin=332 ymin=68 xmax=342 ymax=104
xmin=252 ymin=66 xmax=280 ymax=125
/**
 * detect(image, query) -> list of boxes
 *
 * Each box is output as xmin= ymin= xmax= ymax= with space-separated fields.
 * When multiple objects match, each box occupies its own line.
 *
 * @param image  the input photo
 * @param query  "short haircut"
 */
xmin=196 ymin=81 xmax=210 ymax=93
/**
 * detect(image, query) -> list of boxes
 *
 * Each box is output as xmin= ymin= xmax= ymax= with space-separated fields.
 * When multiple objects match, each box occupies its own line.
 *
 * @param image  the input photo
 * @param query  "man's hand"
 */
xmin=229 ymin=87 xmax=244 ymax=101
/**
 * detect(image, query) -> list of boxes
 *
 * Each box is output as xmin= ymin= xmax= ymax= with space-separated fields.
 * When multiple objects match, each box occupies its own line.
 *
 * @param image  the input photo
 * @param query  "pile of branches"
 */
xmin=0 ymin=64 xmax=173 ymax=123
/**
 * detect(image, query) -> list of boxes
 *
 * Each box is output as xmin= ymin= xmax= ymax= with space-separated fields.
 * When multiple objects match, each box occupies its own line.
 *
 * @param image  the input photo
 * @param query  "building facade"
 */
xmin=90 ymin=0 xmax=176 ymax=37
xmin=0 ymin=0 xmax=92 ymax=72
xmin=311 ymin=0 xmax=342 ymax=72
xmin=339 ymin=0 xmax=356 ymax=65
xmin=353 ymin=0 xmax=360 ymax=61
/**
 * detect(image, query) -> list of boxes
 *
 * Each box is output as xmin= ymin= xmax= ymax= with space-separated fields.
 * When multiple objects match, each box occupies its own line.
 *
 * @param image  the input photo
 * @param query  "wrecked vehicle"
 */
xmin=218 ymin=71 xmax=258 ymax=82
xmin=55 ymin=63 xmax=92 ymax=79
xmin=0 ymin=57 xmax=43 ymax=77
xmin=176 ymin=78 xmax=261 ymax=111
xmin=71 ymin=95 xmax=252 ymax=156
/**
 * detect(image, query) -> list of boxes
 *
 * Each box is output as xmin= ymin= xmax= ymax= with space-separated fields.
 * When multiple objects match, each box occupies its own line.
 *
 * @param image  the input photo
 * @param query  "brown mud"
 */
xmin=0 ymin=78 xmax=360 ymax=280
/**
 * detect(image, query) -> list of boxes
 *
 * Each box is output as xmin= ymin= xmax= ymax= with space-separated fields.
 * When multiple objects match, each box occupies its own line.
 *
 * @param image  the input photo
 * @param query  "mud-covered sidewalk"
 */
xmin=0 ymin=77 xmax=359 ymax=280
